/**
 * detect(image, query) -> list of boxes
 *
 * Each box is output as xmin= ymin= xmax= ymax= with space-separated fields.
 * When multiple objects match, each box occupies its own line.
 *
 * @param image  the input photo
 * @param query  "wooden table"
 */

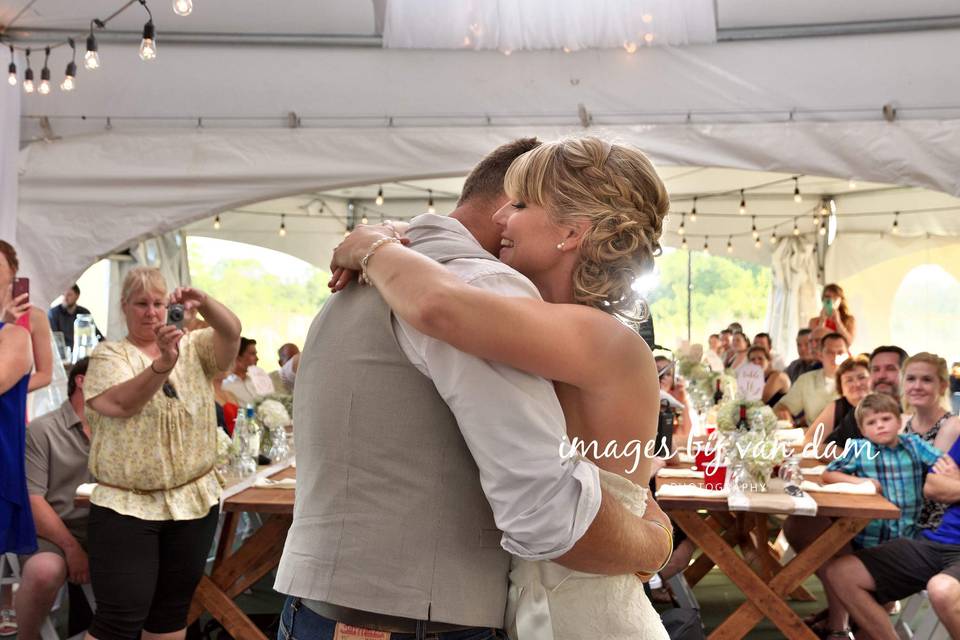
xmin=187 ymin=466 xmax=296 ymax=640
xmin=657 ymin=474 xmax=900 ymax=640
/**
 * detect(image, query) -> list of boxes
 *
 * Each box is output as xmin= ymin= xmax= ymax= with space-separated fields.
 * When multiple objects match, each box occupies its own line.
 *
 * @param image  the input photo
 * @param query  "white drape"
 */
xmin=766 ymin=237 xmax=819 ymax=361
xmin=106 ymin=231 xmax=192 ymax=340
xmin=0 ymin=56 xmax=19 ymax=243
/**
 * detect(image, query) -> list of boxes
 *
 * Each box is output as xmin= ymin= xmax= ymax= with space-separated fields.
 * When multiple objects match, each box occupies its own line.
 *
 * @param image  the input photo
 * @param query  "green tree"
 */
xmin=647 ymin=250 xmax=771 ymax=350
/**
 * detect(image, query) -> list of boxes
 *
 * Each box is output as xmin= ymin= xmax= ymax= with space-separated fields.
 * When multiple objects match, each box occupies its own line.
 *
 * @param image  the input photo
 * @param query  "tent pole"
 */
xmin=686 ymin=250 xmax=692 ymax=343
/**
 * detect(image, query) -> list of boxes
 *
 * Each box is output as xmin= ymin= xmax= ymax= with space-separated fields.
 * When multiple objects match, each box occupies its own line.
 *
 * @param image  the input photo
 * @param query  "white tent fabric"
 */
xmin=384 ymin=0 xmax=716 ymax=51
xmin=0 ymin=61 xmax=18 ymax=242
xmin=765 ymin=237 xmax=819 ymax=361
xmin=105 ymin=232 xmax=192 ymax=340
xmin=16 ymin=118 xmax=960 ymax=306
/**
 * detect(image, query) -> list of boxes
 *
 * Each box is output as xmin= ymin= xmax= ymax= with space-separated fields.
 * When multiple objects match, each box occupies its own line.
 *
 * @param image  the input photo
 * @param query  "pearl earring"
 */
xmin=556 ymin=241 xmax=565 ymax=250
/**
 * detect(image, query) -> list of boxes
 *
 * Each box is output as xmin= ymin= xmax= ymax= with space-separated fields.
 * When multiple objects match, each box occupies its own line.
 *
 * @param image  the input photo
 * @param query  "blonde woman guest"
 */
xmin=82 ymin=267 xmax=240 ymax=640
xmin=809 ymin=283 xmax=856 ymax=346
xmin=0 ymin=240 xmax=53 ymax=394
xmin=331 ymin=137 xmax=671 ymax=639
xmin=903 ymin=352 xmax=960 ymax=531
xmin=801 ymin=356 xmax=870 ymax=455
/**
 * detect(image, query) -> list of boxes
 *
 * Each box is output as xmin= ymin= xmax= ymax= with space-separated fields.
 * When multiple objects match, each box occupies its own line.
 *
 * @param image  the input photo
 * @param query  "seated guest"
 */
xmin=269 ymin=343 xmax=299 ymax=393
xmin=708 ymin=333 xmax=720 ymax=356
xmin=824 ymin=424 xmax=960 ymax=639
xmin=15 ymin=359 xmax=94 ymax=640
xmin=718 ymin=328 xmax=732 ymax=362
xmin=213 ymin=370 xmax=240 ymax=436
xmin=774 ymin=332 xmax=846 ymax=428
xmin=47 ymin=284 xmax=103 ymax=350
xmin=279 ymin=352 xmax=299 ymax=393
xmin=802 ymin=356 xmax=870 ymax=454
xmin=902 ymin=353 xmax=960 ymax=533
xmin=820 ymin=347 xmax=911 ymax=454
xmin=83 ymin=267 xmax=241 ymax=640
xmin=809 ymin=283 xmax=857 ymax=347
xmin=753 ymin=332 xmax=786 ymax=371
xmin=747 ymin=346 xmax=790 ymax=408
xmin=817 ymin=393 xmax=945 ymax=638
xmin=784 ymin=328 xmax=821 ymax=383
xmin=655 ymin=356 xmax=695 ymax=441
xmin=725 ymin=331 xmax=750 ymax=370
xmin=223 ymin=337 xmax=274 ymax=405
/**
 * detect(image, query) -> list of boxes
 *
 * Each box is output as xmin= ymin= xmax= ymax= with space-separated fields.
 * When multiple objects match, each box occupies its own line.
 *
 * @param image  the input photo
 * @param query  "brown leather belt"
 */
xmin=302 ymin=600 xmax=475 ymax=634
xmin=95 ymin=465 xmax=216 ymax=495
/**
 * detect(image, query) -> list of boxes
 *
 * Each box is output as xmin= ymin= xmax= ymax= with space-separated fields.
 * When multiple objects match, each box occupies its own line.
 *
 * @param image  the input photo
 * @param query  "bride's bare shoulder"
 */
xmin=561 ymin=304 xmax=655 ymax=368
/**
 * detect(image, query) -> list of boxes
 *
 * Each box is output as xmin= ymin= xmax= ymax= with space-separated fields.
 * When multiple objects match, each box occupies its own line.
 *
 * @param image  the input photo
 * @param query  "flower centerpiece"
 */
xmin=676 ymin=347 xmax=738 ymax=414
xmin=256 ymin=398 xmax=292 ymax=461
xmin=715 ymin=399 xmax=784 ymax=491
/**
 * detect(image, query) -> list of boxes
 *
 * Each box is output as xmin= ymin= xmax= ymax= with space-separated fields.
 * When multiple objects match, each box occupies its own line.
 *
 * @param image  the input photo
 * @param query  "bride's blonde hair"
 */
xmin=503 ymin=137 xmax=668 ymax=317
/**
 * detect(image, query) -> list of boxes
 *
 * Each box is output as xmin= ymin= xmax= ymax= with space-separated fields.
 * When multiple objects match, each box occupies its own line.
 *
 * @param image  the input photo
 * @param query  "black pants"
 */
xmin=87 ymin=503 xmax=220 ymax=640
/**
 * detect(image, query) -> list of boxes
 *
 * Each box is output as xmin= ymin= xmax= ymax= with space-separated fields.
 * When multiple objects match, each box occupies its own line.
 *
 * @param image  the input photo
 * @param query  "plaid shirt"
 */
xmin=827 ymin=434 xmax=942 ymax=548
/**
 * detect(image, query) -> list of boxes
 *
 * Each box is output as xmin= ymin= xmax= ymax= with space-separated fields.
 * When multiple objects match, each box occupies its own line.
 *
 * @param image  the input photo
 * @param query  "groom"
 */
xmin=275 ymin=138 xmax=672 ymax=639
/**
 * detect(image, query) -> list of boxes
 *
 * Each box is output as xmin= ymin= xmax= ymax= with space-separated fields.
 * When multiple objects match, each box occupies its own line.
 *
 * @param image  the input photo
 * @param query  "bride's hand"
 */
xmin=329 ymin=223 xmax=410 ymax=291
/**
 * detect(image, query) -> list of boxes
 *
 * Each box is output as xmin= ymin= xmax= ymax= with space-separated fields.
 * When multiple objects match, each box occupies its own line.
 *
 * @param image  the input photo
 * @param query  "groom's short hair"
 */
xmin=458 ymin=138 xmax=541 ymax=206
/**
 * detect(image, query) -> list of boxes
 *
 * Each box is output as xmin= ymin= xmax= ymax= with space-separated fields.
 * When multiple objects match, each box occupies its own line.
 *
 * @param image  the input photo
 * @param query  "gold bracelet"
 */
xmin=359 ymin=237 xmax=401 ymax=285
xmin=635 ymin=519 xmax=674 ymax=580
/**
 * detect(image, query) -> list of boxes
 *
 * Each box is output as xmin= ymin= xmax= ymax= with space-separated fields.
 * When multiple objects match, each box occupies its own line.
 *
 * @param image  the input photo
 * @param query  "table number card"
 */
xmin=736 ymin=363 xmax=766 ymax=401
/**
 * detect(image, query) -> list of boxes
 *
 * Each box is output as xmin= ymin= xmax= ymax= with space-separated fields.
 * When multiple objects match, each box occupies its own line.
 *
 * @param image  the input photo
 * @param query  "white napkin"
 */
xmin=253 ymin=477 xmax=296 ymax=489
xmin=75 ymin=483 xmax=97 ymax=497
xmin=657 ymin=468 xmax=705 ymax=479
xmin=800 ymin=480 xmax=876 ymax=495
xmin=677 ymin=452 xmax=696 ymax=464
xmin=774 ymin=428 xmax=806 ymax=444
xmin=656 ymin=484 xmax=729 ymax=499
xmin=801 ymin=465 xmax=827 ymax=476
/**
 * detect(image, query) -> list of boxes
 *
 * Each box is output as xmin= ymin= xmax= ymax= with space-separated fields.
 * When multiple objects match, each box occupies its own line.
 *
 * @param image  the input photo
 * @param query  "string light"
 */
xmin=38 ymin=47 xmax=51 ymax=95
xmin=84 ymin=24 xmax=101 ymax=70
xmin=819 ymin=220 xmax=827 ymax=236
xmin=726 ymin=236 xmax=733 ymax=254
xmin=754 ymin=237 xmax=762 ymax=249
xmin=677 ymin=213 xmax=685 ymax=236
xmin=702 ymin=237 xmax=709 ymax=255
xmin=172 ymin=0 xmax=193 ymax=16
xmin=643 ymin=33 xmax=654 ymax=44
xmin=739 ymin=189 xmax=746 ymax=215
xmin=793 ymin=219 xmax=800 ymax=236
xmin=848 ymin=179 xmax=857 ymax=189
xmin=213 ymin=215 xmax=221 ymax=230
xmin=7 ymin=46 xmax=16 ymax=87
xmin=139 ymin=1 xmax=157 ymax=61
xmin=793 ymin=178 xmax=802 ymax=203
xmin=279 ymin=214 xmax=287 ymax=237
xmin=690 ymin=197 xmax=697 ymax=222
xmin=60 ymin=39 xmax=77 ymax=91
xmin=892 ymin=212 xmax=900 ymax=234
xmin=624 ymin=41 xmax=637 ymax=54
xmin=375 ymin=186 xmax=384 ymax=206
xmin=22 ymin=48 xmax=33 ymax=93
xmin=680 ymin=237 xmax=688 ymax=250
xmin=770 ymin=230 xmax=777 ymax=245
xmin=427 ymin=189 xmax=435 ymax=214
xmin=751 ymin=216 xmax=759 ymax=240
xmin=361 ymin=214 xmax=369 ymax=224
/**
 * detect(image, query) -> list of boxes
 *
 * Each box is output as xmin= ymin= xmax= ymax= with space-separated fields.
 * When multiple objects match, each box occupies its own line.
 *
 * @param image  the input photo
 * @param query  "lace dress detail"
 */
xmin=505 ymin=469 xmax=670 ymax=640
xmin=908 ymin=413 xmax=953 ymax=530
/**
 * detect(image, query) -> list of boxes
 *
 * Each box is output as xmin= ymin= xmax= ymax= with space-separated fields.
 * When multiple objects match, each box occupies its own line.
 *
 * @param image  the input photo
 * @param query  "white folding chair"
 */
xmin=895 ymin=591 xmax=950 ymax=640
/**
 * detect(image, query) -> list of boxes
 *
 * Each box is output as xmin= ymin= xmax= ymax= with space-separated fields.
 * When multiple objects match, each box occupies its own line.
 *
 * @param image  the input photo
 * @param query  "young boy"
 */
xmin=823 ymin=393 xmax=944 ymax=549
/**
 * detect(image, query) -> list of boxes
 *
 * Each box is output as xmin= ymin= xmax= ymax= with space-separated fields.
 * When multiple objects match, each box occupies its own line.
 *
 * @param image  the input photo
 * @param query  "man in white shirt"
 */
xmin=277 ymin=139 xmax=671 ymax=639
xmin=775 ymin=332 xmax=848 ymax=427
xmin=223 ymin=337 xmax=275 ymax=405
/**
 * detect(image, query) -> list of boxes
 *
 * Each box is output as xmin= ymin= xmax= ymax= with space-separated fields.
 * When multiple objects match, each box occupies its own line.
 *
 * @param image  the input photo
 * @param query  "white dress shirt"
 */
xmin=223 ymin=366 xmax=275 ymax=405
xmin=392 ymin=214 xmax=601 ymax=561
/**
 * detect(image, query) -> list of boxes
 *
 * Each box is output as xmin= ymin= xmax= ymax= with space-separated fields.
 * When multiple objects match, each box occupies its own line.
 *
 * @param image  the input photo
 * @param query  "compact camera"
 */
xmin=166 ymin=304 xmax=185 ymax=330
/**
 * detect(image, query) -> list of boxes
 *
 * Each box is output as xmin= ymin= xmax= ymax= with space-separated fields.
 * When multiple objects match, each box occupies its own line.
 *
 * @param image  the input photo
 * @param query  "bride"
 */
xmin=331 ymin=137 xmax=671 ymax=639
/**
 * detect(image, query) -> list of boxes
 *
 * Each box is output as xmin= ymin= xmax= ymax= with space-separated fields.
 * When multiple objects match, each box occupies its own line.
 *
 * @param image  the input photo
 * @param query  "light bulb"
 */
xmin=375 ymin=186 xmax=384 ymax=206
xmin=643 ymin=33 xmax=654 ymax=44
xmin=689 ymin=210 xmax=696 ymax=223
xmin=84 ymin=34 xmax=100 ymax=70
xmin=38 ymin=63 xmax=50 ymax=95
xmin=848 ymin=179 xmax=857 ymax=189
xmin=139 ymin=21 xmax=157 ymax=61
xmin=61 ymin=61 xmax=76 ymax=91
xmin=7 ymin=68 xmax=16 ymax=86
xmin=702 ymin=240 xmax=709 ymax=255
xmin=23 ymin=69 xmax=34 ymax=93
xmin=678 ymin=224 xmax=685 ymax=236
xmin=427 ymin=190 xmax=435 ymax=214
xmin=38 ymin=79 xmax=50 ymax=94
xmin=769 ymin=232 xmax=777 ymax=245
xmin=680 ymin=238 xmax=687 ymax=250
xmin=624 ymin=41 xmax=637 ymax=54
xmin=213 ymin=216 xmax=221 ymax=230
xmin=172 ymin=0 xmax=193 ymax=16
xmin=726 ymin=240 xmax=733 ymax=254
xmin=754 ymin=238 xmax=761 ymax=248
xmin=361 ymin=216 xmax=368 ymax=224
xmin=279 ymin=224 xmax=287 ymax=237
xmin=793 ymin=221 xmax=800 ymax=236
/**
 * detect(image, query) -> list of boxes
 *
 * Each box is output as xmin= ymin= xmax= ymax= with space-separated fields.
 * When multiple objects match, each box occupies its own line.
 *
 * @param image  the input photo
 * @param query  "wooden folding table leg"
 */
xmin=715 ymin=517 xmax=871 ymax=639
xmin=670 ymin=510 xmax=817 ymax=640
xmin=686 ymin=518 xmax=740 ymax=586
xmin=192 ymin=575 xmax=268 ymax=640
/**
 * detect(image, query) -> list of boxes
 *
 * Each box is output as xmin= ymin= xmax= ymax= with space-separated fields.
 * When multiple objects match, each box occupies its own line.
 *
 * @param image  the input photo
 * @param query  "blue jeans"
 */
xmin=278 ymin=597 xmax=506 ymax=640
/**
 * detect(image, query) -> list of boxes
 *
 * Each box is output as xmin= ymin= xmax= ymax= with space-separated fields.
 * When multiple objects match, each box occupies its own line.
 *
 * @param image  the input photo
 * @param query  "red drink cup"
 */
xmin=694 ymin=448 xmax=716 ymax=472
xmin=703 ymin=464 xmax=727 ymax=491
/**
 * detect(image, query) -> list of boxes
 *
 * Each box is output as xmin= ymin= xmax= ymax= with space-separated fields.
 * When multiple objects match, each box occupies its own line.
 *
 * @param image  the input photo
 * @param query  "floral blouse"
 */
xmin=85 ymin=328 xmax=223 ymax=521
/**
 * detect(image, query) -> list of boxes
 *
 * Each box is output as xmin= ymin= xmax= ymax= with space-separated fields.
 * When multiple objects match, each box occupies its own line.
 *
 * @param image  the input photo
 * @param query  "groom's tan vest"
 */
xmin=274 ymin=229 xmax=510 ymax=627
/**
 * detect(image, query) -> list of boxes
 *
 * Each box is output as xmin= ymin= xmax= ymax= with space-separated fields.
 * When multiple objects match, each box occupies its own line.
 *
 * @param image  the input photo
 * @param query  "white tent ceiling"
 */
xmin=2 ymin=0 xmax=960 ymax=307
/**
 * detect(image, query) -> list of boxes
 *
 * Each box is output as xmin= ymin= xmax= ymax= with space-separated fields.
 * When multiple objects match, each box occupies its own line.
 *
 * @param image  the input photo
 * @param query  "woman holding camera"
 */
xmin=82 ymin=267 xmax=240 ymax=640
